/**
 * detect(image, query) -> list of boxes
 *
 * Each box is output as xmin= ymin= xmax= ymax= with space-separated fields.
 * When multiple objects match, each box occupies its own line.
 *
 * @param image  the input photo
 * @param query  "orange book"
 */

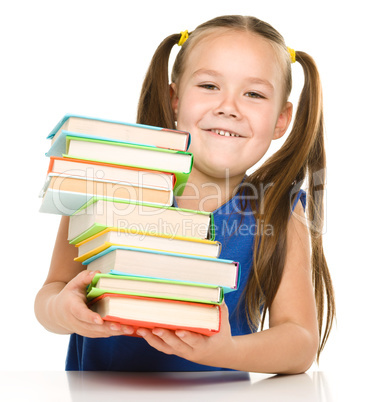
xmin=47 ymin=156 xmax=176 ymax=191
xmin=89 ymin=293 xmax=221 ymax=336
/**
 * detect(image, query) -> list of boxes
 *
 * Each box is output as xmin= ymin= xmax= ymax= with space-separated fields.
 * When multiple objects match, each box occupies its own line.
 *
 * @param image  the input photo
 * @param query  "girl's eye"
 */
xmin=198 ymin=84 xmax=218 ymax=90
xmin=245 ymin=91 xmax=265 ymax=99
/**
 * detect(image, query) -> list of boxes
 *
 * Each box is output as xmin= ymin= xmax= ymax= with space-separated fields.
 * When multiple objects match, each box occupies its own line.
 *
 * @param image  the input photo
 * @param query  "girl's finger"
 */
xmin=151 ymin=328 xmax=195 ymax=355
xmin=137 ymin=328 xmax=177 ymax=354
xmin=65 ymin=270 xmax=96 ymax=292
xmin=70 ymin=297 xmax=103 ymax=325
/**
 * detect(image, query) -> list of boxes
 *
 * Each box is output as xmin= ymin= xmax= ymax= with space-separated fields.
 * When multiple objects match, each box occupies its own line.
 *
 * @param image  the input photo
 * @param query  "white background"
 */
xmin=0 ymin=0 xmax=377 ymax=379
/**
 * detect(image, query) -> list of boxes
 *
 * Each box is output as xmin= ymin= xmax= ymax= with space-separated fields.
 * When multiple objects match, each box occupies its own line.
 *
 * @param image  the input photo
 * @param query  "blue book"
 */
xmin=83 ymin=245 xmax=240 ymax=292
xmin=46 ymin=113 xmax=191 ymax=156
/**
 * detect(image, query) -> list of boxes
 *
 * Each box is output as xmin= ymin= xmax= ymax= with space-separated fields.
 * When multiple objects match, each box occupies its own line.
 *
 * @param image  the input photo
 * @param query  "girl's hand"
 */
xmin=136 ymin=303 xmax=237 ymax=368
xmin=52 ymin=270 xmax=134 ymax=338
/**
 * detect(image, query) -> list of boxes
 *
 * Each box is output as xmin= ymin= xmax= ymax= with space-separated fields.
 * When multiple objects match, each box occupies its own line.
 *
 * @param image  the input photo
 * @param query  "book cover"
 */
xmin=47 ymin=156 xmax=176 ymax=191
xmin=47 ymin=114 xmax=191 ymax=152
xmin=75 ymin=227 xmax=221 ymax=262
xmin=64 ymin=135 xmax=192 ymax=196
xmin=39 ymin=173 xmax=173 ymax=215
xmin=88 ymin=293 xmax=221 ymax=336
xmin=68 ymin=197 xmax=215 ymax=244
xmin=83 ymin=245 xmax=240 ymax=292
xmin=86 ymin=273 xmax=224 ymax=304
xmin=39 ymin=189 xmax=92 ymax=215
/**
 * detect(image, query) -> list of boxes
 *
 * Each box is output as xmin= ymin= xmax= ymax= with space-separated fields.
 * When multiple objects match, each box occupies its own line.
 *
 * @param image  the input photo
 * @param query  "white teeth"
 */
xmin=211 ymin=129 xmax=240 ymax=137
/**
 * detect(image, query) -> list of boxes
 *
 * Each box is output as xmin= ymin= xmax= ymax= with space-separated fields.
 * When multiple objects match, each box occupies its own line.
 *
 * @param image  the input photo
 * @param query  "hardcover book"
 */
xmin=47 ymin=114 xmax=191 ymax=154
xmin=75 ymin=228 xmax=221 ymax=262
xmin=83 ymin=245 xmax=240 ymax=291
xmin=39 ymin=173 xmax=173 ymax=215
xmin=68 ymin=197 xmax=215 ymax=244
xmin=89 ymin=293 xmax=221 ymax=336
xmin=63 ymin=135 xmax=193 ymax=195
xmin=47 ymin=156 xmax=176 ymax=192
xmin=87 ymin=273 xmax=224 ymax=304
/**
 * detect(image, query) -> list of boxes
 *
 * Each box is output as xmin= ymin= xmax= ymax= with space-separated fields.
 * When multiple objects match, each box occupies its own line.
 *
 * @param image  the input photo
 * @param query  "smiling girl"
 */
xmin=35 ymin=15 xmax=335 ymax=374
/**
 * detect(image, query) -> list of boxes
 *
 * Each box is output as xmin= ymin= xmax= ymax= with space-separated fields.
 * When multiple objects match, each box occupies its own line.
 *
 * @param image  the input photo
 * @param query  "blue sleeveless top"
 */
xmin=66 ymin=189 xmax=306 ymax=371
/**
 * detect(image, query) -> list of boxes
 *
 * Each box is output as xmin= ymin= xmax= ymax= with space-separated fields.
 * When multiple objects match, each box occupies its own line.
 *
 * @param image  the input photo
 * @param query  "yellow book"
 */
xmin=75 ymin=228 xmax=221 ymax=262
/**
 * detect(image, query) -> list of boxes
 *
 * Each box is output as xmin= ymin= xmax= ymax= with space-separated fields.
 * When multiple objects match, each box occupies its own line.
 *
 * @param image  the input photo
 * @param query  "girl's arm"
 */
xmin=136 ymin=202 xmax=319 ymax=374
xmin=34 ymin=216 xmax=134 ymax=337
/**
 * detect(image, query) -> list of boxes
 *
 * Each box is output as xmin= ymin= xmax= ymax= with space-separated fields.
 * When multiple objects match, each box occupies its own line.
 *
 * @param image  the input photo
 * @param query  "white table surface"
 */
xmin=0 ymin=370 xmax=375 ymax=401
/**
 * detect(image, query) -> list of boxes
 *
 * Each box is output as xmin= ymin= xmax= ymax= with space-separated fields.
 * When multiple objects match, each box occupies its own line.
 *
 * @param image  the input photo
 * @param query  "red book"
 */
xmin=88 ymin=293 xmax=221 ymax=336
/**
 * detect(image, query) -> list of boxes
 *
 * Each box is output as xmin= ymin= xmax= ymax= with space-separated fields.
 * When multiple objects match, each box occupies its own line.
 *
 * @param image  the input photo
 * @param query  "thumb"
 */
xmin=65 ymin=270 xmax=97 ymax=293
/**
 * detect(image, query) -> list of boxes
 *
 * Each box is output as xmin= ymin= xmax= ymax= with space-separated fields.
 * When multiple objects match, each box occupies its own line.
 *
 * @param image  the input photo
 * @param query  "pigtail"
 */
xmin=242 ymin=50 xmax=335 ymax=362
xmin=137 ymin=34 xmax=180 ymax=129
xmin=296 ymin=52 xmax=336 ymax=361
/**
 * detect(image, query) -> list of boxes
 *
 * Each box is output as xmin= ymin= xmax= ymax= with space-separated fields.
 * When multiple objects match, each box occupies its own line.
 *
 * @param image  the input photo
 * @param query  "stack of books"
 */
xmin=39 ymin=114 xmax=194 ymax=215
xmin=39 ymin=114 xmax=240 ymax=336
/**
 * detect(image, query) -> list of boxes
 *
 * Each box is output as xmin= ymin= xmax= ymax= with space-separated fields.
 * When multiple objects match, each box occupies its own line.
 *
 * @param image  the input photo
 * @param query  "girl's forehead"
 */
xmin=194 ymin=29 xmax=255 ymax=47
xmin=185 ymin=30 xmax=280 ymax=72
xmin=188 ymin=29 xmax=278 ymax=63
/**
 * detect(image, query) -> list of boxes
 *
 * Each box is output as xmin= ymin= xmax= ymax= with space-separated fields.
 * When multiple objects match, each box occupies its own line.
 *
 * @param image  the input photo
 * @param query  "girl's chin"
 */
xmin=192 ymin=164 xmax=246 ymax=181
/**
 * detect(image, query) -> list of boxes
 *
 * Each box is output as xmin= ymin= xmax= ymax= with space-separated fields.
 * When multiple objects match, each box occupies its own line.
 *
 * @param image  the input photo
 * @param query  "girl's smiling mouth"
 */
xmin=207 ymin=129 xmax=242 ymax=137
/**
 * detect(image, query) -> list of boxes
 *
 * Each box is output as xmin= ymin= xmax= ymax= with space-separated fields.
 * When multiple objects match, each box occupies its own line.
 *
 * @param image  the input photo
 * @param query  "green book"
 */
xmin=68 ymin=197 xmax=215 ymax=244
xmin=87 ymin=273 xmax=224 ymax=304
xmin=65 ymin=135 xmax=193 ymax=196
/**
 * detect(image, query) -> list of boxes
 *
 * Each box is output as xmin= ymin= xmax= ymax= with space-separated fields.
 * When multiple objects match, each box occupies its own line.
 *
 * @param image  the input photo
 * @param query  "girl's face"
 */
xmin=171 ymin=30 xmax=292 ymax=182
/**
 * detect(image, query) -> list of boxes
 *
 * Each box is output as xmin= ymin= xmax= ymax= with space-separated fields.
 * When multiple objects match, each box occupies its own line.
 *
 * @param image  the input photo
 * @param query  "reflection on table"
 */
xmin=1 ymin=370 xmax=335 ymax=402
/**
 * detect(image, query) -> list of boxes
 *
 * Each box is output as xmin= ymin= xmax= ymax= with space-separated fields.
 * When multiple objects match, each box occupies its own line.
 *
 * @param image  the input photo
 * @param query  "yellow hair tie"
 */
xmin=178 ymin=30 xmax=189 ymax=46
xmin=287 ymin=47 xmax=296 ymax=63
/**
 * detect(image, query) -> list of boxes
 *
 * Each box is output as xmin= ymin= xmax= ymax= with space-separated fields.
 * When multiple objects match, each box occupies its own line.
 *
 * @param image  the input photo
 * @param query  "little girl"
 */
xmin=35 ymin=15 xmax=335 ymax=374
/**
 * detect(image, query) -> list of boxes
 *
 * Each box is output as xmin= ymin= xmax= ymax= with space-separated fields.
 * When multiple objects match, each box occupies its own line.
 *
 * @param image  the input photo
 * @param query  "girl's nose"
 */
xmin=214 ymin=95 xmax=241 ymax=119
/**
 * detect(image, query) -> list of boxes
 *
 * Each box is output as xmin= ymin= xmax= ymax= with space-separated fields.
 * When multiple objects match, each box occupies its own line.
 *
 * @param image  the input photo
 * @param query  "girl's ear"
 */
xmin=170 ymin=83 xmax=179 ymax=121
xmin=273 ymin=102 xmax=293 ymax=140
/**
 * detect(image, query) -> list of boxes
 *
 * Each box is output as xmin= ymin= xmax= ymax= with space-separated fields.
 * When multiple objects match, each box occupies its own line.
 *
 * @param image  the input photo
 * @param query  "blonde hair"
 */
xmin=137 ymin=15 xmax=335 ymax=362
